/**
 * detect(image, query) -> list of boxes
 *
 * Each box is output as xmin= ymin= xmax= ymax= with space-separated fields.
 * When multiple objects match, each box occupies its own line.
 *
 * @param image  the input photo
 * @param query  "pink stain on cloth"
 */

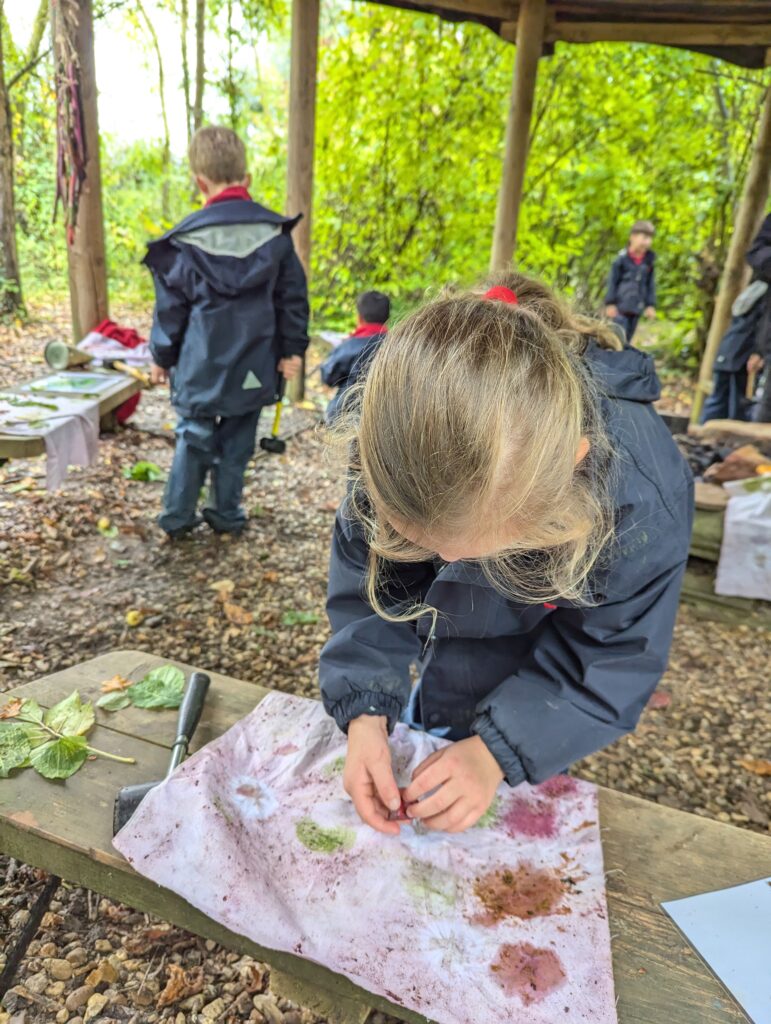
xmin=113 ymin=692 xmax=617 ymax=1024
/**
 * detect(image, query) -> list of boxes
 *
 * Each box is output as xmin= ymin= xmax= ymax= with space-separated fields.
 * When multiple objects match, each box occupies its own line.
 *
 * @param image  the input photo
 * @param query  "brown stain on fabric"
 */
xmin=491 ymin=942 xmax=566 ymax=1004
xmin=473 ymin=863 xmax=568 ymax=924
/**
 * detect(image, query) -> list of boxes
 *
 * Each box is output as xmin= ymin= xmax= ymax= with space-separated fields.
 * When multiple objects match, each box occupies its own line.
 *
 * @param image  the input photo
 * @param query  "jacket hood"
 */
xmin=585 ymin=341 xmax=662 ymax=403
xmin=144 ymin=200 xmax=302 ymax=298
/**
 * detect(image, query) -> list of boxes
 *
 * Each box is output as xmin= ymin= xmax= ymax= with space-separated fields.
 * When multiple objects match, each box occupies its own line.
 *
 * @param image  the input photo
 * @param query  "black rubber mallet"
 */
xmin=112 ymin=671 xmax=210 ymax=835
xmin=260 ymin=377 xmax=287 ymax=455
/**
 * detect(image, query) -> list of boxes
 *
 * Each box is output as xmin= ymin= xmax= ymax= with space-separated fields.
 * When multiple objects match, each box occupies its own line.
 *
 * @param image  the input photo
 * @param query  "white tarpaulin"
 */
xmin=715 ymin=476 xmax=771 ymax=601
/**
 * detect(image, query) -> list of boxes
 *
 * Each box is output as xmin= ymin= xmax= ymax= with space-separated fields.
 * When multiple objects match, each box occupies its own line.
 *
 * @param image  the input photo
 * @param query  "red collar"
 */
xmin=628 ymin=248 xmax=646 ymax=265
xmin=205 ymin=186 xmax=253 ymax=207
xmin=351 ymin=323 xmax=388 ymax=338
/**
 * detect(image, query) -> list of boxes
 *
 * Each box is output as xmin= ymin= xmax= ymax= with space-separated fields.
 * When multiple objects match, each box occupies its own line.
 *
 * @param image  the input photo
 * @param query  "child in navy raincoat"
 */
xmin=321 ymin=291 xmax=390 ymax=423
xmin=319 ymin=275 xmax=692 ymax=835
xmin=604 ymin=220 xmax=657 ymax=342
xmin=145 ymin=126 xmax=309 ymax=537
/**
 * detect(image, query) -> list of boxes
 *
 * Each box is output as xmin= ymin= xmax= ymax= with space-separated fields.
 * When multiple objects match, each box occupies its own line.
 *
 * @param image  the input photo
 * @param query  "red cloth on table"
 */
xmin=92 ymin=319 xmax=147 ymax=422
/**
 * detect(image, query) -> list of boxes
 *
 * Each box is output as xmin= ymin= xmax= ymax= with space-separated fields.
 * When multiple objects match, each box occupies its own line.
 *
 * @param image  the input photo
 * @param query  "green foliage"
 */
xmin=281 ymin=610 xmax=319 ymax=626
xmin=123 ymin=460 xmax=165 ymax=481
xmin=97 ymin=665 xmax=186 ymax=711
xmin=3 ymin=0 xmax=769 ymax=366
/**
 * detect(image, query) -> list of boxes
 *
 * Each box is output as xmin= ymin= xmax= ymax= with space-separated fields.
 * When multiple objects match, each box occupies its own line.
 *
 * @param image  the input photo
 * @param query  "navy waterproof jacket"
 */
xmin=320 ymin=332 xmax=386 ymax=422
xmin=319 ymin=344 xmax=693 ymax=785
xmin=144 ymin=199 xmax=309 ymax=418
xmin=604 ymin=249 xmax=656 ymax=315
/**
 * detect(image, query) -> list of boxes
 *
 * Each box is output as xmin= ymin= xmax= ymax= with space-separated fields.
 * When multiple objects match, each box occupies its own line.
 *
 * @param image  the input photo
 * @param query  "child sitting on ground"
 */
xmin=604 ymin=220 xmax=657 ymax=343
xmin=320 ymin=291 xmax=390 ymax=423
xmin=145 ymin=125 xmax=309 ymax=538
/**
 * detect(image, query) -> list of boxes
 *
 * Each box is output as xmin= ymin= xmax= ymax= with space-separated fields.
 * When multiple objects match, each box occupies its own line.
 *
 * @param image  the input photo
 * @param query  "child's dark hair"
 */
xmin=357 ymin=291 xmax=390 ymax=325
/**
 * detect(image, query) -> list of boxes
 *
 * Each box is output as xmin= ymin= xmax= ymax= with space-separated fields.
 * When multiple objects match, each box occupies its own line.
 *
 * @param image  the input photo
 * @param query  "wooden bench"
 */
xmin=1 ymin=651 xmax=769 ymax=1024
xmin=0 ymin=373 xmax=141 ymax=462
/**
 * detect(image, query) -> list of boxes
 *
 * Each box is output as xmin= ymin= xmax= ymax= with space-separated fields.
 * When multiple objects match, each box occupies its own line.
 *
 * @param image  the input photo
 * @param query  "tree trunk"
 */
xmin=180 ymin=0 xmax=192 ymax=143
xmin=693 ymin=84 xmax=771 ymax=422
xmin=0 ymin=2 xmax=23 ymax=316
xmin=53 ymin=0 xmax=109 ymax=341
xmin=193 ymin=0 xmax=205 ymax=132
xmin=286 ymin=0 xmax=320 ymax=402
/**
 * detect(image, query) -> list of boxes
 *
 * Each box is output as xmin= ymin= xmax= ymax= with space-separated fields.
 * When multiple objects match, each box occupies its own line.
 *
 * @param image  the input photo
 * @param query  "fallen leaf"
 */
xmin=210 ymin=579 xmax=236 ymax=601
xmin=738 ymin=758 xmax=771 ymax=776
xmin=647 ymin=691 xmax=672 ymax=710
xmin=157 ymin=964 xmax=205 ymax=1008
xmin=0 ymin=697 xmax=23 ymax=720
xmin=100 ymin=674 xmax=133 ymax=693
xmin=262 ymin=570 xmax=279 ymax=584
xmin=241 ymin=962 xmax=267 ymax=994
xmin=224 ymin=602 xmax=253 ymax=626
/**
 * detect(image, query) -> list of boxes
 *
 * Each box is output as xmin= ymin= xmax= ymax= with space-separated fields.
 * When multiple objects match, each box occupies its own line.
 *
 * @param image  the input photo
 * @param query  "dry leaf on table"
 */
xmin=737 ymin=758 xmax=771 ymax=777
xmin=224 ymin=602 xmax=253 ymax=626
xmin=100 ymin=674 xmax=133 ymax=693
xmin=0 ymin=697 xmax=23 ymax=719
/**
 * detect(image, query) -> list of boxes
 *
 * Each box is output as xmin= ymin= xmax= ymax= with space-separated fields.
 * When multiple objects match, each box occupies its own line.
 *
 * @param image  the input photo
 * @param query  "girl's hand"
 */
xmin=344 ymin=715 xmax=402 ymax=836
xmin=401 ymin=736 xmax=504 ymax=833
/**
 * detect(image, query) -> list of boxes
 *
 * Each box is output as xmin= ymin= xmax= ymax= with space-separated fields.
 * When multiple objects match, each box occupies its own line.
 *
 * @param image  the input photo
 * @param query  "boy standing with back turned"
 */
xmin=145 ymin=125 xmax=309 ymax=538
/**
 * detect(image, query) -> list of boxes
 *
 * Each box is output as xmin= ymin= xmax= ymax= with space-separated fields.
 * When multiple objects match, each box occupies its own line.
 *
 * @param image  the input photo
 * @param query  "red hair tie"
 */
xmin=483 ymin=285 xmax=518 ymax=305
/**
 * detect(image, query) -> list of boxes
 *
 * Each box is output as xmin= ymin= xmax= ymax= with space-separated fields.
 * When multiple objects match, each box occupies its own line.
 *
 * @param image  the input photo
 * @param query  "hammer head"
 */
xmin=113 ymin=779 xmax=160 ymax=835
xmin=259 ymin=436 xmax=286 ymax=454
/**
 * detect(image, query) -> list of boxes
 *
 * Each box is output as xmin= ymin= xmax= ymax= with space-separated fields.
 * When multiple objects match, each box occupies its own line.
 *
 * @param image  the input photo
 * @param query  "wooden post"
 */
xmin=286 ymin=0 xmax=320 ymax=401
xmin=54 ymin=0 xmax=109 ymax=342
xmin=490 ymin=0 xmax=546 ymax=272
xmin=693 ymin=84 xmax=771 ymax=423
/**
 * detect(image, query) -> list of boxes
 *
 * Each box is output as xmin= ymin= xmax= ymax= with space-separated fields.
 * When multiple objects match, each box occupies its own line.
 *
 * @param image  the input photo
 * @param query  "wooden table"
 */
xmin=0 ymin=373 xmax=141 ymax=461
xmin=1 ymin=651 xmax=769 ymax=1024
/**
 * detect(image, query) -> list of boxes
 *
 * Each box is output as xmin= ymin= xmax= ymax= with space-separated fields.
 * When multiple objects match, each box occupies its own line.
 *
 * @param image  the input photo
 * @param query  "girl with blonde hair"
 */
xmin=319 ymin=274 xmax=692 ymax=835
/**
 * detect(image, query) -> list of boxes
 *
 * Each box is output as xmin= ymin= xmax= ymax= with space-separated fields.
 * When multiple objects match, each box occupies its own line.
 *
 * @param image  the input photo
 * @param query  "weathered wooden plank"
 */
xmin=545 ymin=20 xmax=771 ymax=45
xmin=7 ymin=650 xmax=268 ymax=752
xmin=694 ymin=481 xmax=728 ymax=512
xmin=3 ymin=652 xmax=770 ymax=1022
xmin=690 ymin=507 xmax=724 ymax=562
xmin=680 ymin=564 xmax=771 ymax=628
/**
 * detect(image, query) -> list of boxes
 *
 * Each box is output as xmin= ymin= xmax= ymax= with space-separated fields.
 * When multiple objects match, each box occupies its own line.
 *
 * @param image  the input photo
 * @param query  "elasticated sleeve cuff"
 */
xmin=472 ymin=713 xmax=528 ymax=787
xmin=326 ymin=690 xmax=404 ymax=736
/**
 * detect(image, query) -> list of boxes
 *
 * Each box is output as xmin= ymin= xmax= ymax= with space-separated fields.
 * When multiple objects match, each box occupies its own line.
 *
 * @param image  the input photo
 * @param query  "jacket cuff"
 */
xmin=149 ymin=344 xmax=177 ymax=370
xmin=472 ymin=713 xmax=528 ymax=787
xmin=326 ymin=690 xmax=404 ymax=735
xmin=281 ymin=341 xmax=309 ymax=359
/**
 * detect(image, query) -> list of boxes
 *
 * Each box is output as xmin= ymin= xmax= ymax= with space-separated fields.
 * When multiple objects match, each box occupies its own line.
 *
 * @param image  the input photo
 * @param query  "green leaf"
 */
xmin=123 ymin=460 xmax=165 ymax=482
xmin=281 ymin=610 xmax=319 ymax=626
xmin=0 ymin=727 xmax=32 ymax=778
xmin=128 ymin=666 xmax=185 ymax=709
xmin=30 ymin=736 xmax=88 ymax=779
xmin=96 ymin=692 xmax=132 ymax=712
xmin=43 ymin=691 xmax=95 ymax=737
xmin=98 ymin=524 xmax=119 ymax=539
xmin=19 ymin=698 xmax=44 ymax=723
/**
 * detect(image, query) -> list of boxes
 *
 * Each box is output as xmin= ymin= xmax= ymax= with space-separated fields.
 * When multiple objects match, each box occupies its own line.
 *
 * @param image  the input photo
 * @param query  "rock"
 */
xmin=252 ymin=995 xmax=283 ymax=1024
xmin=121 ymin=959 xmax=143 ymax=973
xmin=94 ymin=940 xmax=113 ymax=953
xmin=283 ymin=1013 xmax=303 ymax=1024
xmin=46 ymin=982 xmax=66 ymax=998
xmin=131 ymin=990 xmax=154 ymax=1008
xmin=24 ymin=971 xmax=49 ymax=995
xmin=66 ymin=949 xmax=88 ymax=967
xmin=86 ymin=960 xmax=119 ymax=988
xmin=234 ymin=992 xmax=253 ymax=1016
xmin=204 ymin=940 xmax=217 ymax=953
xmin=202 ymin=998 xmax=226 ymax=1020
xmin=45 ymin=958 xmax=74 ymax=981
xmin=180 ymin=995 xmax=204 ymax=1012
xmin=9 ymin=910 xmax=30 ymax=929
xmin=39 ymin=943 xmax=58 ymax=957
xmin=66 ymin=987 xmax=95 ymax=1012
xmin=55 ymin=1010 xmax=69 ymax=1024
xmin=83 ymin=994 xmax=108 ymax=1023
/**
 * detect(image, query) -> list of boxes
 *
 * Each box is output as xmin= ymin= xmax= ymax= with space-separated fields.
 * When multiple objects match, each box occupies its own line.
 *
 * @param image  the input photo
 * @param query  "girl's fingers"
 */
xmin=406 ymin=779 xmax=460 ymax=821
xmin=370 ymin=758 xmax=402 ymax=813
xmin=421 ymin=798 xmax=473 ymax=833
xmin=402 ymin=754 xmax=453 ymax=805
xmin=352 ymin=784 xmax=400 ymax=835
xmin=410 ymin=748 xmax=445 ymax=782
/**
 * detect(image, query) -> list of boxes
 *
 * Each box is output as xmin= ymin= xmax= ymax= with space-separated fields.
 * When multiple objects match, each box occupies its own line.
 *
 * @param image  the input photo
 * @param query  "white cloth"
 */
xmin=114 ymin=692 xmax=617 ymax=1024
xmin=78 ymin=333 xmax=151 ymax=366
xmin=0 ymin=393 xmax=99 ymax=490
xmin=715 ymin=476 xmax=771 ymax=601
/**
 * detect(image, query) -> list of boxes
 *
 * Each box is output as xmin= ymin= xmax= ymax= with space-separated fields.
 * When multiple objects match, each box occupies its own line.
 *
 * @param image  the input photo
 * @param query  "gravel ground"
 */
xmin=0 ymin=308 xmax=769 ymax=1024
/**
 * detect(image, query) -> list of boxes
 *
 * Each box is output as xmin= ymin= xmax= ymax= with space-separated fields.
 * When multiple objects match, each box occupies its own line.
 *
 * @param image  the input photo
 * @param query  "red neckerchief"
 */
xmin=628 ymin=248 xmax=646 ymax=265
xmin=205 ymin=186 xmax=253 ymax=207
xmin=351 ymin=323 xmax=388 ymax=338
